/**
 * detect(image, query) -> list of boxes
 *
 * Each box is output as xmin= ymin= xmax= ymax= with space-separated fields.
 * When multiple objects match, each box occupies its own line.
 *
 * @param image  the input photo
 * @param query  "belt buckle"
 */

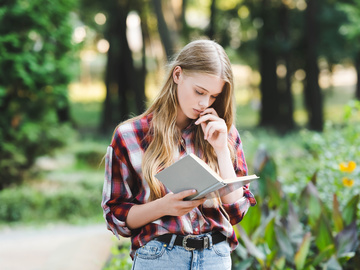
xmin=182 ymin=235 xmax=196 ymax=251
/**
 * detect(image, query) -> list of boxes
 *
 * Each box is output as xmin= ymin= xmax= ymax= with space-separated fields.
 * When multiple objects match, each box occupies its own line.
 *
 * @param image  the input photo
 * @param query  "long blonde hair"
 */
xmin=116 ymin=40 xmax=236 ymax=201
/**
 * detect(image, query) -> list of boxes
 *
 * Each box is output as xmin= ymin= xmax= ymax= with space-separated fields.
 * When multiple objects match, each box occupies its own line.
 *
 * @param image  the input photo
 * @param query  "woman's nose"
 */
xmin=199 ymin=96 xmax=210 ymax=109
xmin=198 ymin=98 xmax=208 ymax=109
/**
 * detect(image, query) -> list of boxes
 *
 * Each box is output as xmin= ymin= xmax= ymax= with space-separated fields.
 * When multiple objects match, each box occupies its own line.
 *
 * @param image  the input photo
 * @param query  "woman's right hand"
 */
xmin=126 ymin=189 xmax=206 ymax=230
xmin=159 ymin=190 xmax=206 ymax=217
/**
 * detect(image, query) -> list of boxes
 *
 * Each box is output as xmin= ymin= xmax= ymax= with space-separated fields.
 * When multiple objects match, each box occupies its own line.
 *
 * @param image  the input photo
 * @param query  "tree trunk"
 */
xmin=134 ymin=8 xmax=148 ymax=114
xmin=304 ymin=0 xmax=323 ymax=131
xmin=152 ymin=0 xmax=174 ymax=59
xmin=101 ymin=4 xmax=122 ymax=133
xmin=356 ymin=51 xmax=360 ymax=100
xmin=117 ymin=2 xmax=136 ymax=120
xmin=101 ymin=0 xmax=142 ymax=132
xmin=56 ymin=101 xmax=70 ymax=123
xmin=101 ymin=50 xmax=114 ymax=132
xmin=279 ymin=4 xmax=294 ymax=130
xmin=259 ymin=0 xmax=279 ymax=128
xmin=181 ymin=0 xmax=189 ymax=40
xmin=207 ymin=0 xmax=216 ymax=39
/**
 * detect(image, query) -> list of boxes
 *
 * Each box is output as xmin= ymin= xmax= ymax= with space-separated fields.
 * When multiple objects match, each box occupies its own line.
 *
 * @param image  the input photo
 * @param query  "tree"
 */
xmin=258 ymin=0 xmax=282 ymax=129
xmin=304 ymin=0 xmax=323 ymax=131
xmin=336 ymin=0 xmax=360 ymax=100
xmin=0 ymin=0 xmax=77 ymax=189
xmin=78 ymin=0 xmax=177 ymax=133
xmin=152 ymin=0 xmax=175 ymax=59
xmin=240 ymin=0 xmax=295 ymax=131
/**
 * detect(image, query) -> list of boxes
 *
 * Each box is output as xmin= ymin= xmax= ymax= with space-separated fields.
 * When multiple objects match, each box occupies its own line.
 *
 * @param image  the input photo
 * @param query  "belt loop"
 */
xmin=205 ymin=233 xmax=213 ymax=249
xmin=167 ymin=234 xmax=177 ymax=250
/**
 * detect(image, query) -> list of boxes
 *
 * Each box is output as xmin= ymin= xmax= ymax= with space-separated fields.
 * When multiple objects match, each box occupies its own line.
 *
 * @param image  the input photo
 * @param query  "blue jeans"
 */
xmin=131 ymin=235 xmax=231 ymax=270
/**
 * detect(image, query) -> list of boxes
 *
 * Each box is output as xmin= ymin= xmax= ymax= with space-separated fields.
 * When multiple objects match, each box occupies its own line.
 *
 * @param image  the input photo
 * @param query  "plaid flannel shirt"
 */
xmin=101 ymin=113 xmax=256 ymax=259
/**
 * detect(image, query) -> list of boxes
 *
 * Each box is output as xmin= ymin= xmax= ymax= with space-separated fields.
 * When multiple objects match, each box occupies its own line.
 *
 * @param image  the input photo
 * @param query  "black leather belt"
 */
xmin=155 ymin=232 xmax=226 ymax=251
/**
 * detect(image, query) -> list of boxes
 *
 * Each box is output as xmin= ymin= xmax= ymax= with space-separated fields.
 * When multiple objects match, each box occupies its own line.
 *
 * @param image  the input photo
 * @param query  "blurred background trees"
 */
xmin=74 ymin=0 xmax=360 ymax=134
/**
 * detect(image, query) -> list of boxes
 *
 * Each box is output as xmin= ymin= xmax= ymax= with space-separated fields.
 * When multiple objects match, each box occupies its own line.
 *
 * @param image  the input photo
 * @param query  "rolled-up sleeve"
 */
xmin=222 ymin=188 xmax=257 ymax=225
xmin=101 ymin=146 xmax=135 ymax=238
xmin=223 ymin=125 xmax=257 ymax=225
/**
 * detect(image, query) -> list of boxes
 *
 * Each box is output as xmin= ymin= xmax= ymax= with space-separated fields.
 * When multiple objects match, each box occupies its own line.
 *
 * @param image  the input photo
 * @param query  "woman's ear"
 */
xmin=173 ymin=66 xmax=182 ymax=84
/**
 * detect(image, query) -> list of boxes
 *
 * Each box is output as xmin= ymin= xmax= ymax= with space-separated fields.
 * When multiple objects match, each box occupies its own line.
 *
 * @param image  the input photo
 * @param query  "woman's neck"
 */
xmin=176 ymin=112 xmax=191 ymax=130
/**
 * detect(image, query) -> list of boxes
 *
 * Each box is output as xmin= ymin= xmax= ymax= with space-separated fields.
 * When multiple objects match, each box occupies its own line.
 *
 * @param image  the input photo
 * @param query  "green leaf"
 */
xmin=273 ymin=256 xmax=286 ymax=270
xmin=234 ymin=243 xmax=248 ymax=260
xmin=305 ymin=183 xmax=322 ymax=227
xmin=338 ymin=252 xmax=356 ymax=265
xmin=342 ymin=194 xmax=359 ymax=226
xmin=233 ymin=258 xmax=254 ymax=270
xmin=236 ymin=224 xmax=266 ymax=263
xmin=264 ymin=217 xmax=276 ymax=250
xmin=275 ymin=225 xmax=294 ymax=261
xmin=332 ymin=194 xmax=344 ymax=233
xmin=266 ymin=178 xmax=283 ymax=209
xmin=314 ymin=214 xmax=335 ymax=253
xmin=250 ymin=210 xmax=276 ymax=241
xmin=312 ymin=244 xmax=336 ymax=267
xmin=335 ymin=221 xmax=358 ymax=258
xmin=323 ymin=256 xmax=342 ymax=270
xmin=240 ymin=198 xmax=262 ymax=236
xmin=294 ymin=232 xmax=311 ymax=270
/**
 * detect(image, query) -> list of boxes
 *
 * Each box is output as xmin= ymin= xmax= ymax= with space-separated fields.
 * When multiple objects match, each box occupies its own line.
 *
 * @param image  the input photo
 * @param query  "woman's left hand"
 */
xmin=195 ymin=108 xmax=228 ymax=153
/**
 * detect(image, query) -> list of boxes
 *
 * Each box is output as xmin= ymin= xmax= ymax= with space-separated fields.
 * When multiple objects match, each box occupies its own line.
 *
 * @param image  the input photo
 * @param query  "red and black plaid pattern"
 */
xmin=101 ymin=113 xmax=256 ymax=259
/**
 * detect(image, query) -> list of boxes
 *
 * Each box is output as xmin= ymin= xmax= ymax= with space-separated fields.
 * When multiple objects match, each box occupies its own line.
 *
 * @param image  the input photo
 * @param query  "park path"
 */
xmin=0 ymin=223 xmax=115 ymax=270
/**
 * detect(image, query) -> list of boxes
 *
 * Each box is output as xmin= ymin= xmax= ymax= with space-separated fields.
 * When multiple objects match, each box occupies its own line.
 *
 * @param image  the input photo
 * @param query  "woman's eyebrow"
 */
xmin=195 ymin=84 xmax=209 ymax=92
xmin=195 ymin=84 xmax=222 ymax=95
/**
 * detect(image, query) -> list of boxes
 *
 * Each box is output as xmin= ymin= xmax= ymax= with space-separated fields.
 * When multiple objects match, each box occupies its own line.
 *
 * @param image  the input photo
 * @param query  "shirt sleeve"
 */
xmin=222 ymin=125 xmax=257 ymax=225
xmin=101 ymin=145 xmax=137 ymax=238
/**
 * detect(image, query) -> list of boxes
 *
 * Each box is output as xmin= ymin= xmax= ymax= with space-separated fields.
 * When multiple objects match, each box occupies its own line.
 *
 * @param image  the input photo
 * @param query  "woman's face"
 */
xmin=173 ymin=66 xmax=225 ymax=129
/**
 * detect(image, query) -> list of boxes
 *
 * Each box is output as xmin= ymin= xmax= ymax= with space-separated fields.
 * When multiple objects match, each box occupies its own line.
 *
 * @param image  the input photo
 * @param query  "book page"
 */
xmin=222 ymin=174 xmax=259 ymax=184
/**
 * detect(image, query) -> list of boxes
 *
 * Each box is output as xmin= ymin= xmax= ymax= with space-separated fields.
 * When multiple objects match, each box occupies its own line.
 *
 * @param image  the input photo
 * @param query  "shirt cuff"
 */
xmin=222 ymin=192 xmax=255 ymax=225
xmin=106 ymin=202 xmax=136 ymax=238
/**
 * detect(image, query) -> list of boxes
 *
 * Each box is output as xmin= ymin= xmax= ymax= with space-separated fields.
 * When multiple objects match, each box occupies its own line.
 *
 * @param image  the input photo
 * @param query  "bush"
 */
xmin=0 ymin=180 xmax=102 ymax=224
xmin=0 ymin=0 xmax=79 ymax=189
xmin=231 ymin=101 xmax=360 ymax=269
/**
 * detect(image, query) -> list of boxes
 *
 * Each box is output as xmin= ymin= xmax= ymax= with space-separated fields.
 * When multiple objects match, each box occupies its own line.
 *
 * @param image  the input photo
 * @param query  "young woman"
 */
xmin=102 ymin=39 xmax=256 ymax=269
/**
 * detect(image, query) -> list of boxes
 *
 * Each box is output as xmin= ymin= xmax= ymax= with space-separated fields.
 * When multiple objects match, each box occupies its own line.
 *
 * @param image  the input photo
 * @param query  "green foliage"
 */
xmin=231 ymin=102 xmax=360 ymax=269
xmin=0 ymin=138 xmax=107 ymax=225
xmin=336 ymin=0 xmax=360 ymax=51
xmin=75 ymin=146 xmax=106 ymax=168
xmin=0 ymin=180 xmax=102 ymax=223
xmin=103 ymin=241 xmax=133 ymax=270
xmin=0 ymin=0 xmax=79 ymax=188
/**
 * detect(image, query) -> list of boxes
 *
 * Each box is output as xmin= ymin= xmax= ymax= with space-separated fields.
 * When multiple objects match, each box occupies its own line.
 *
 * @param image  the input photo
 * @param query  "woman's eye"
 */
xmin=195 ymin=90 xmax=204 ymax=95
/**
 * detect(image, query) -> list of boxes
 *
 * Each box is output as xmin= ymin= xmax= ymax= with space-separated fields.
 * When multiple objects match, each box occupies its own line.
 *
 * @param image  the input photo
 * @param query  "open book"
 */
xmin=155 ymin=153 xmax=259 ymax=201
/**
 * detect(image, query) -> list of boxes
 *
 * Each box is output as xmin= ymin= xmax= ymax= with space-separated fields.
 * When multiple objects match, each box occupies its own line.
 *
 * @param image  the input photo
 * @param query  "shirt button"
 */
xmin=194 ymin=228 xmax=199 ymax=232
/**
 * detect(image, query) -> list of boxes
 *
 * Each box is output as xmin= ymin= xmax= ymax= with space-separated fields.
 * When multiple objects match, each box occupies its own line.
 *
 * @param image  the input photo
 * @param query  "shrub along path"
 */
xmin=0 ymin=223 xmax=114 ymax=270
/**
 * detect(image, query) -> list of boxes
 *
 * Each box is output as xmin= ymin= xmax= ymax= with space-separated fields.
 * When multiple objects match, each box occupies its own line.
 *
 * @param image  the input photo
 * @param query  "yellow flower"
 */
xmin=339 ymin=161 xmax=356 ymax=173
xmin=342 ymin=177 xmax=354 ymax=188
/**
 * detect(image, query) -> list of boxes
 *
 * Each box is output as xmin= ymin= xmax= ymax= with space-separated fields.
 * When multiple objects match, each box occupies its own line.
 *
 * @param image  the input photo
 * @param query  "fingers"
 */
xmin=195 ymin=113 xmax=222 ymax=125
xmin=162 ymin=190 xmax=205 ymax=216
xmin=204 ymin=121 xmax=227 ymax=140
xmin=176 ymin=189 xmax=197 ymax=199
xmin=200 ymin=108 xmax=218 ymax=117
xmin=175 ymin=189 xmax=206 ymax=205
